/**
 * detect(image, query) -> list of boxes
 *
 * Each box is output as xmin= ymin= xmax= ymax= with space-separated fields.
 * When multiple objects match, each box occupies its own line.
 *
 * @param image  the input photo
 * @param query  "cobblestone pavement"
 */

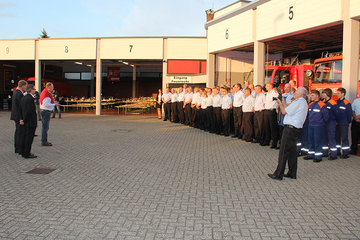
xmin=1 ymin=112 xmax=360 ymax=240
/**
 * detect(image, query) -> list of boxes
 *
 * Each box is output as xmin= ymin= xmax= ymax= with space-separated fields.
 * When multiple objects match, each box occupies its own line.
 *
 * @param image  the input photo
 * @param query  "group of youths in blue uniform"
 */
xmin=298 ymin=87 xmax=354 ymax=162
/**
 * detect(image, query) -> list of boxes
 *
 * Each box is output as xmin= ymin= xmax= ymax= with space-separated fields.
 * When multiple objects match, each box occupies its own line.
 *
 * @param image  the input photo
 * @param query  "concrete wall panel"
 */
xmin=39 ymin=39 xmax=97 ymax=60
xmin=167 ymin=38 xmax=207 ymax=59
xmin=208 ymin=10 xmax=253 ymax=53
xmin=256 ymin=0 xmax=342 ymax=41
xmin=0 ymin=40 xmax=35 ymax=60
xmin=350 ymin=0 xmax=360 ymax=20
xmin=100 ymin=38 xmax=163 ymax=60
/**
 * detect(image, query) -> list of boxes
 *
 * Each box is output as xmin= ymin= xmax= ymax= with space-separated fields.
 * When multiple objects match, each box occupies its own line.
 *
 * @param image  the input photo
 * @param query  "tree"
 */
xmin=39 ymin=28 xmax=50 ymax=38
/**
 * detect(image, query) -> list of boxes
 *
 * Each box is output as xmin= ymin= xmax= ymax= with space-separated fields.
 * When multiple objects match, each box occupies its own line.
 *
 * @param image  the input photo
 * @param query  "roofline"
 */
xmin=215 ymin=0 xmax=252 ymax=13
xmin=0 ymin=36 xmax=207 ymax=41
xmin=204 ymin=0 xmax=271 ymax=30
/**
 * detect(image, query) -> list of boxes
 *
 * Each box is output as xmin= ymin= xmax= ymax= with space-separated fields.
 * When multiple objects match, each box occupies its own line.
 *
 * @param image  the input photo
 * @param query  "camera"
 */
xmin=273 ymin=91 xmax=282 ymax=101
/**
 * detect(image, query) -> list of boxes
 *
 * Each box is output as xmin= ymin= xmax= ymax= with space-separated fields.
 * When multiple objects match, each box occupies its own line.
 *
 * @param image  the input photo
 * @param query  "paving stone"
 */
xmin=0 ymin=112 xmax=360 ymax=239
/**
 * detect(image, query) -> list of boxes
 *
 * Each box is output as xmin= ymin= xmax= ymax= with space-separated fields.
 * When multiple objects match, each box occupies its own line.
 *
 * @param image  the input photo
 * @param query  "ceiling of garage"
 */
xmin=235 ymin=24 xmax=344 ymax=54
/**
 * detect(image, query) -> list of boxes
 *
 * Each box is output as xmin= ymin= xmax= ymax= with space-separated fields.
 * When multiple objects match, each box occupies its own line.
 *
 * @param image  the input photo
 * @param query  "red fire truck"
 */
xmin=247 ymin=63 xmax=313 ymax=88
xmin=309 ymin=52 xmax=360 ymax=99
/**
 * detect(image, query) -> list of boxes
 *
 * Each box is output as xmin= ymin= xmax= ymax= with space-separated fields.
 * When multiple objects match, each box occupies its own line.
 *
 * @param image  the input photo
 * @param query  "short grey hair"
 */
xmin=297 ymin=87 xmax=308 ymax=98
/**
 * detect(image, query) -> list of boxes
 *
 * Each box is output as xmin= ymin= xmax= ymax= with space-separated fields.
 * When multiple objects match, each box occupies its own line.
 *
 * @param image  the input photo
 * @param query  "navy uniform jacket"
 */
xmin=10 ymin=89 xmax=24 ymax=122
xmin=308 ymin=100 xmax=329 ymax=126
xmin=323 ymin=99 xmax=338 ymax=122
xmin=336 ymin=98 xmax=352 ymax=123
xmin=20 ymin=94 xmax=37 ymax=128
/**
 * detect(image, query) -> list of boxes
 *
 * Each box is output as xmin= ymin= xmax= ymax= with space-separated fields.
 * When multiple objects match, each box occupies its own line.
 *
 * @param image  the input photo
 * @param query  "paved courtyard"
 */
xmin=0 ymin=111 xmax=359 ymax=239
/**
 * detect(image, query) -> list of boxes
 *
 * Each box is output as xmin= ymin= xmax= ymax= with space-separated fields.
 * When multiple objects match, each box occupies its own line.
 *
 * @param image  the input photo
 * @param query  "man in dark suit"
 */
xmin=10 ymin=80 xmax=27 ymax=155
xmin=20 ymin=84 xmax=38 ymax=159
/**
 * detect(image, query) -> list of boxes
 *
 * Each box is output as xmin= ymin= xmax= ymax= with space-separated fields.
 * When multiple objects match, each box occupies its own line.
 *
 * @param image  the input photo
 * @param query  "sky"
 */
xmin=0 ymin=0 xmax=242 ymax=39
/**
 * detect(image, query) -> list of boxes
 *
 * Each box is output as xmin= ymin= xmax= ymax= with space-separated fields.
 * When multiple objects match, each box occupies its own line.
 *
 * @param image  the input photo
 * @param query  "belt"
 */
xmin=41 ymin=110 xmax=51 ymax=112
xmin=284 ymin=124 xmax=300 ymax=130
xmin=255 ymin=110 xmax=264 ymax=112
xmin=265 ymin=109 xmax=276 ymax=111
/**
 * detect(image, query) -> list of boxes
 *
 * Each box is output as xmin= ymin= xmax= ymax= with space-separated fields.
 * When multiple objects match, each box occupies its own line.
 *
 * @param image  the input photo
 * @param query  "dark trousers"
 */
xmin=14 ymin=120 xmax=25 ymax=153
xmin=22 ymin=126 xmax=36 ymax=157
xmin=221 ymin=109 xmax=230 ymax=135
xmin=233 ymin=107 xmax=243 ymax=136
xmin=351 ymin=120 xmax=360 ymax=153
xmin=264 ymin=109 xmax=278 ymax=146
xmin=323 ymin=120 xmax=337 ymax=157
xmin=297 ymin=123 xmax=309 ymax=154
xmin=192 ymin=107 xmax=198 ymax=127
xmin=213 ymin=107 xmax=222 ymax=133
xmin=273 ymin=126 xmax=302 ymax=178
xmin=308 ymin=125 xmax=324 ymax=159
xmin=185 ymin=104 xmax=191 ymax=125
xmin=254 ymin=111 xmax=264 ymax=142
xmin=199 ymin=109 xmax=205 ymax=129
xmin=205 ymin=106 xmax=213 ymax=131
xmin=171 ymin=102 xmax=178 ymax=122
xmin=164 ymin=103 xmax=171 ymax=121
xmin=243 ymin=112 xmax=254 ymax=141
xmin=336 ymin=121 xmax=350 ymax=155
xmin=177 ymin=102 xmax=185 ymax=123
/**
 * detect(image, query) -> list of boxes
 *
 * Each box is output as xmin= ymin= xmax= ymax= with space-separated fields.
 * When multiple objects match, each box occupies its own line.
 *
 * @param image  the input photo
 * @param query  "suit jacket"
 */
xmin=10 ymin=89 xmax=24 ymax=122
xmin=20 ymin=94 xmax=37 ymax=128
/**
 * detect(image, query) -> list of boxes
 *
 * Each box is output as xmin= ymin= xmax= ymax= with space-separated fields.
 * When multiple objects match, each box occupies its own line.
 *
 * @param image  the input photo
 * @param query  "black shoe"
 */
xmin=328 ymin=156 xmax=337 ymax=160
xmin=313 ymin=159 xmax=322 ymax=162
xmin=163 ymin=119 xmax=167 ymax=121
xmin=232 ymin=134 xmax=239 ymax=138
xmin=34 ymin=134 xmax=38 ymax=137
xmin=340 ymin=155 xmax=349 ymax=159
xmin=303 ymin=156 xmax=313 ymax=160
xmin=275 ymin=146 xmax=280 ymax=149
xmin=23 ymin=154 xmax=37 ymax=159
xmin=251 ymin=140 xmax=259 ymax=144
xmin=283 ymin=174 xmax=296 ymax=179
xmin=260 ymin=143 xmax=269 ymax=146
xmin=224 ymin=134 xmax=229 ymax=137
xmin=323 ymin=155 xmax=328 ymax=157
xmin=270 ymin=145 xmax=277 ymax=149
xmin=267 ymin=174 xmax=282 ymax=180
xmin=15 ymin=149 xmax=19 ymax=154
xmin=246 ymin=139 xmax=253 ymax=142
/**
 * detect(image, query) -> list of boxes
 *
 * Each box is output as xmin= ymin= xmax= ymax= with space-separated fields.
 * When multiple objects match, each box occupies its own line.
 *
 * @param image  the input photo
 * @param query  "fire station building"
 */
xmin=1 ymin=0 xmax=360 ymax=114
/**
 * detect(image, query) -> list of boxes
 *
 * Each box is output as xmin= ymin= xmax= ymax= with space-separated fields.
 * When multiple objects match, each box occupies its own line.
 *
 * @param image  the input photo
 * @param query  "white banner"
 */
xmin=170 ymin=76 xmax=191 ymax=83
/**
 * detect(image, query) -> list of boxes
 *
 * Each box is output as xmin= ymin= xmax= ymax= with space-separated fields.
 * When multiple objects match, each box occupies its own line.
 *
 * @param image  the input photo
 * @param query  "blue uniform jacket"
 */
xmin=308 ymin=100 xmax=329 ymax=126
xmin=336 ymin=98 xmax=352 ymax=123
xmin=323 ymin=99 xmax=338 ymax=122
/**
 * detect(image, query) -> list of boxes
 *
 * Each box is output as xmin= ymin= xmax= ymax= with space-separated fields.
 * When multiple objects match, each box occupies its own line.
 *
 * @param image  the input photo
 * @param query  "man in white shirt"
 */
xmin=40 ymin=82 xmax=59 ymax=146
xmin=242 ymin=88 xmax=255 ymax=142
xmin=253 ymin=85 xmax=266 ymax=144
xmin=263 ymin=83 xmax=279 ymax=148
xmin=184 ymin=87 xmax=193 ymax=125
xmin=162 ymin=87 xmax=171 ymax=121
xmin=177 ymin=87 xmax=185 ymax=124
xmin=212 ymin=87 xmax=222 ymax=134
xmin=232 ymin=83 xmax=245 ymax=139
xmin=191 ymin=87 xmax=200 ymax=127
xmin=170 ymin=88 xmax=178 ymax=123
xmin=221 ymin=87 xmax=232 ymax=136
xmin=350 ymin=97 xmax=360 ymax=154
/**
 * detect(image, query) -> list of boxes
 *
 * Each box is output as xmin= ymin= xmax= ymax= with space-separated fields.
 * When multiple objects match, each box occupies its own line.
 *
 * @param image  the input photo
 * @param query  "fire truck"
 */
xmin=309 ymin=51 xmax=360 ymax=99
xmin=247 ymin=61 xmax=313 ymax=88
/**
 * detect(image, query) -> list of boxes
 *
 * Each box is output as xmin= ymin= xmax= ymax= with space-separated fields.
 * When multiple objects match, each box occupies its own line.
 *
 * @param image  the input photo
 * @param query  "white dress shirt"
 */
xmin=233 ymin=90 xmax=245 ymax=107
xmin=265 ymin=89 xmax=279 ymax=109
xmin=243 ymin=95 xmax=255 ymax=112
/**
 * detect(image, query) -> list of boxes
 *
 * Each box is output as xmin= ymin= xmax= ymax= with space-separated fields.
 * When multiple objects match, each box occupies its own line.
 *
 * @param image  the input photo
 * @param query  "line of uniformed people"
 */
xmin=160 ymin=84 xmax=357 ymax=162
